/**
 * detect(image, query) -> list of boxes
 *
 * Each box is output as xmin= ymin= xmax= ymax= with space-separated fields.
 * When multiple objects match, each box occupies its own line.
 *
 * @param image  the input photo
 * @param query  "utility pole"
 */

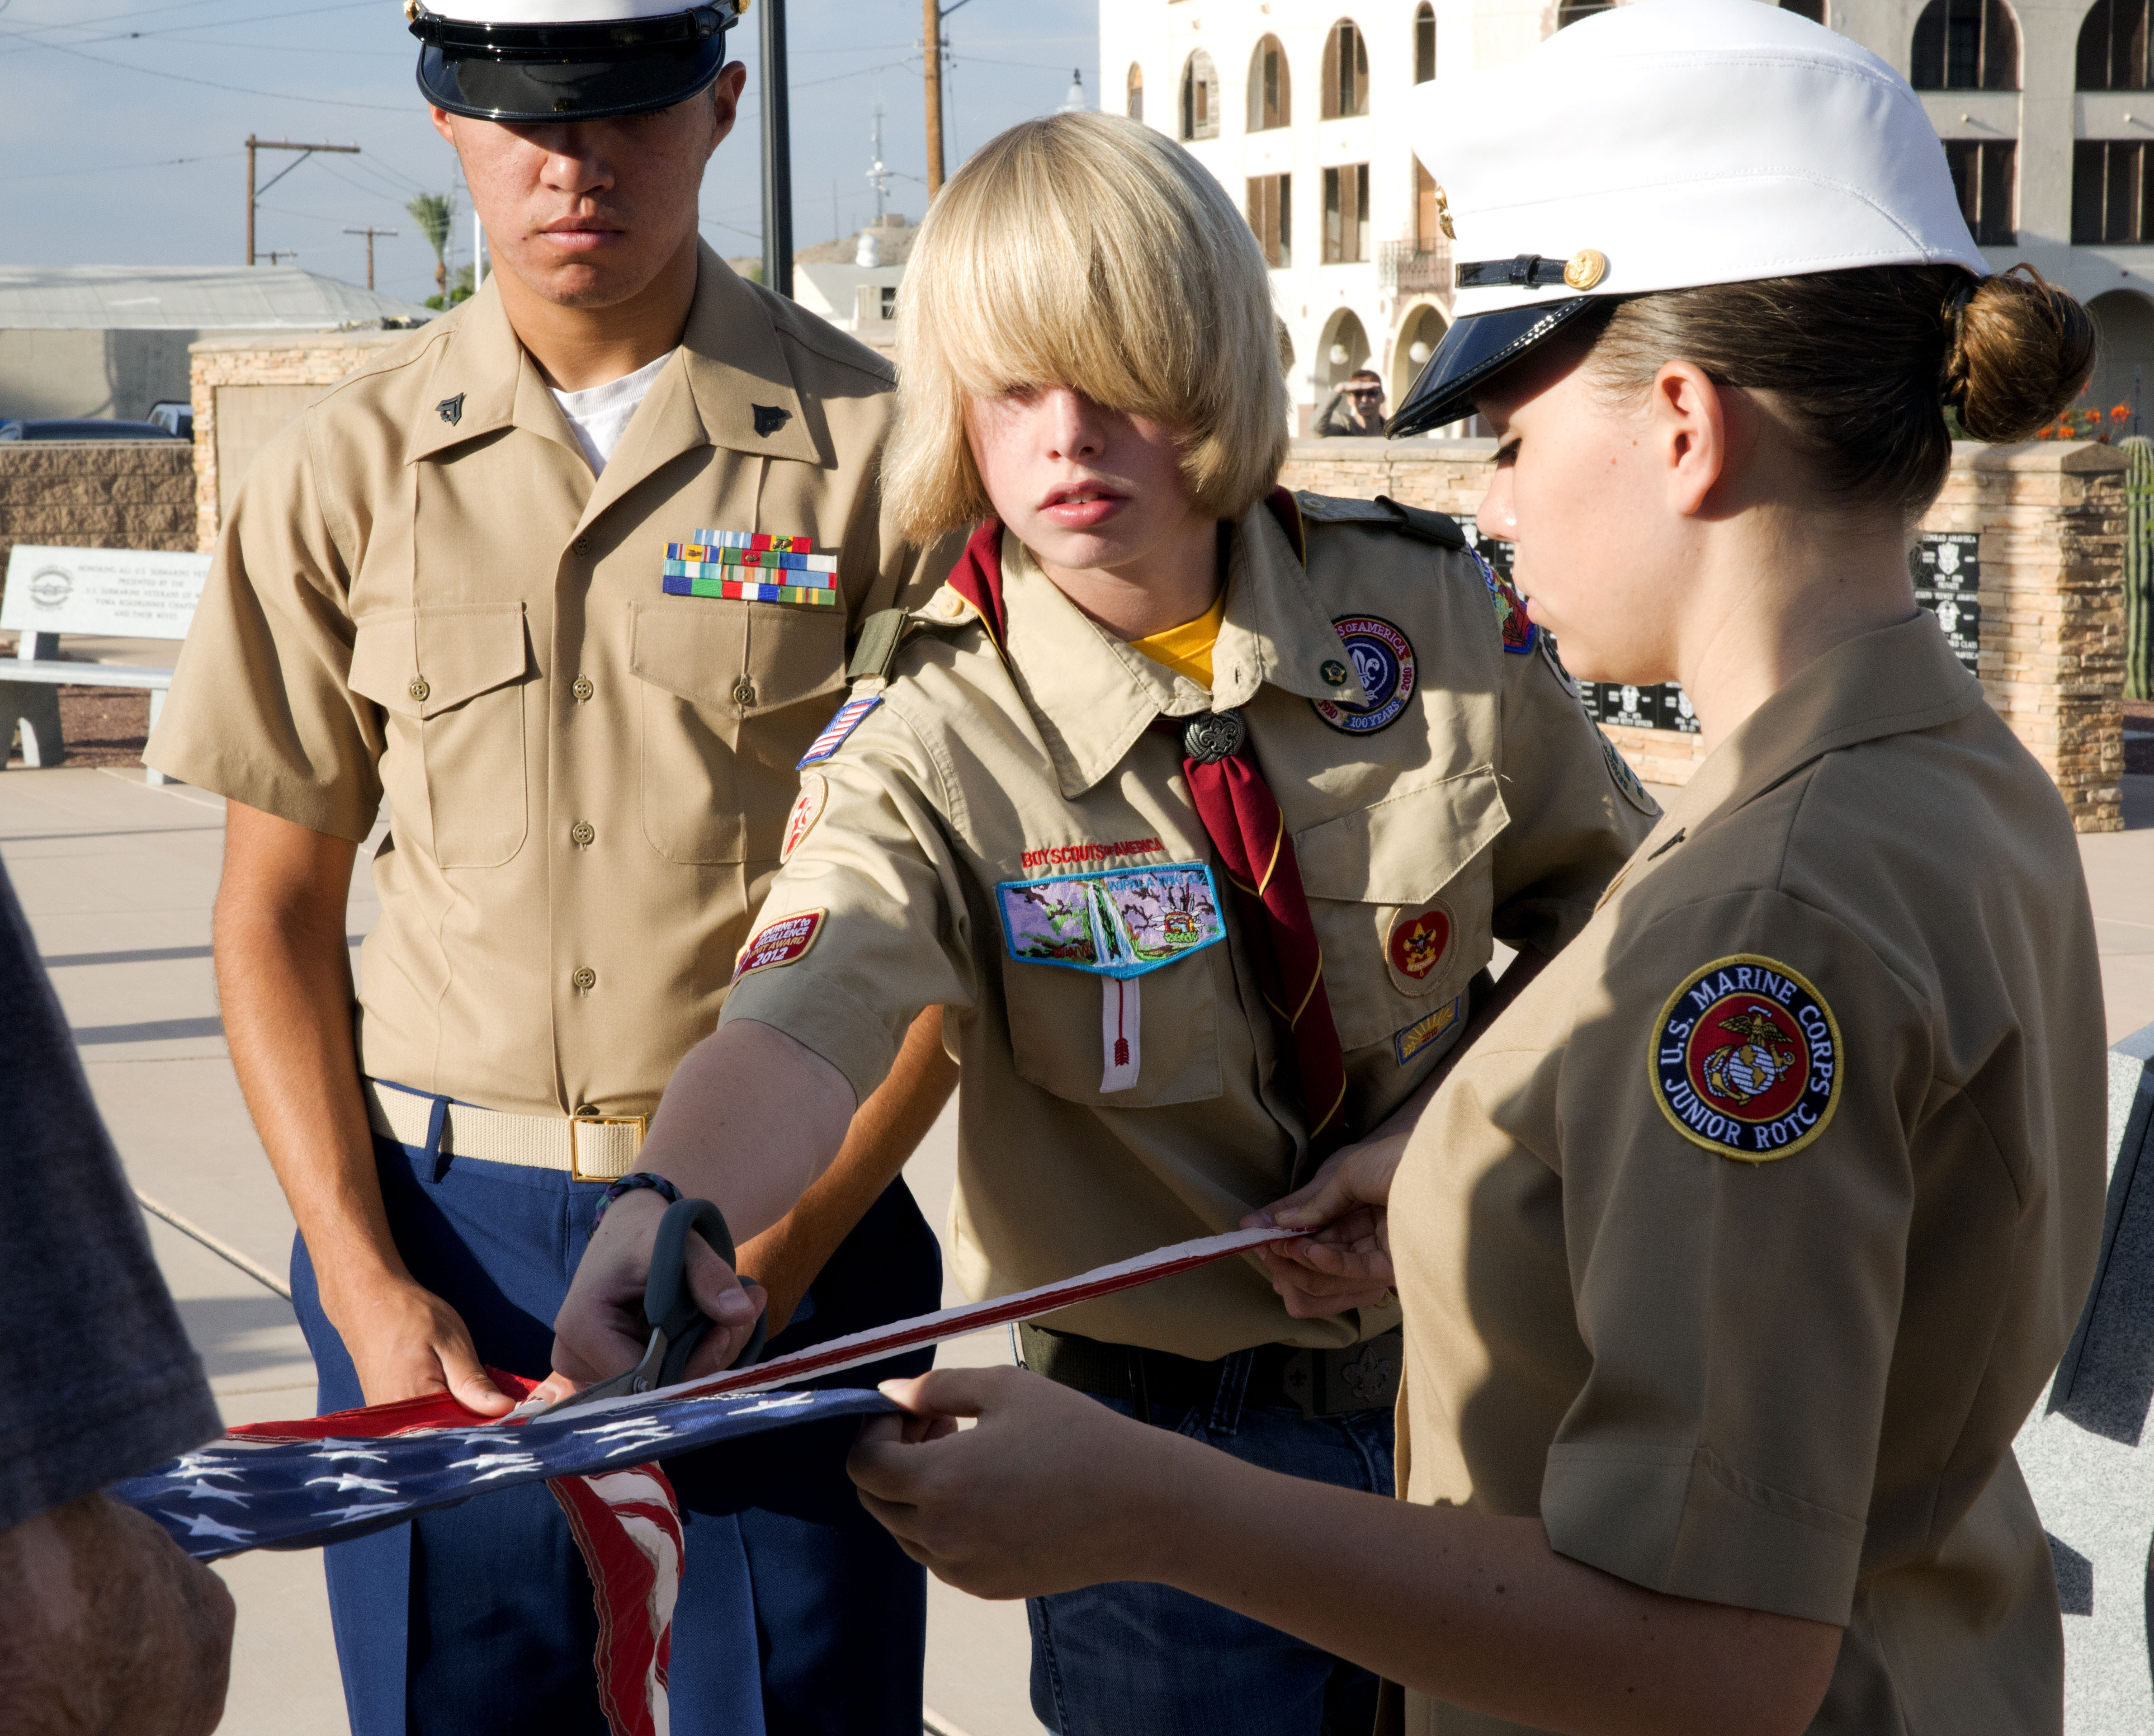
xmin=760 ymin=0 xmax=794 ymax=296
xmin=921 ymin=0 xmax=973 ymax=199
xmin=246 ymin=135 xmax=360 ymax=265
xmin=344 ymin=226 xmax=398 ymax=292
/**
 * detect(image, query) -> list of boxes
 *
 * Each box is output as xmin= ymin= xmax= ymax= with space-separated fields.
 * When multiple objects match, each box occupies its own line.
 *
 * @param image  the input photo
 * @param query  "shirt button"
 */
xmin=408 ymin=676 xmax=430 ymax=702
xmin=571 ymin=820 xmax=595 ymax=847
xmin=572 ymin=675 xmax=595 ymax=702
xmin=572 ymin=966 xmax=597 ymax=993
xmin=732 ymin=674 xmax=757 ymax=708
xmin=573 ymin=536 xmax=592 ymax=555
xmin=573 ymin=1103 xmax=600 ymax=1118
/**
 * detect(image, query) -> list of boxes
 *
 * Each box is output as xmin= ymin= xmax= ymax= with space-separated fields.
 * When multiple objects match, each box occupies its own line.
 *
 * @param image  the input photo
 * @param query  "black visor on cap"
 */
xmin=413 ymin=5 xmax=734 ymax=123
xmin=1388 ymin=297 xmax=1602 ymax=440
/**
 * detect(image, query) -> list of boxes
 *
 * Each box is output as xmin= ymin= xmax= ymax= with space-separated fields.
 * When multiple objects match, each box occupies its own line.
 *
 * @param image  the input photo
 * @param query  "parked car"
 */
xmin=0 ymin=418 xmax=184 ymax=442
xmin=146 ymin=402 xmax=194 ymax=440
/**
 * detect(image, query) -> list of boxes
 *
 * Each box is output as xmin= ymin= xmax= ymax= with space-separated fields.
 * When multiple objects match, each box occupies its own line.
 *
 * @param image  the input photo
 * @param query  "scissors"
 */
xmin=539 ymin=1196 xmax=770 ymax=1419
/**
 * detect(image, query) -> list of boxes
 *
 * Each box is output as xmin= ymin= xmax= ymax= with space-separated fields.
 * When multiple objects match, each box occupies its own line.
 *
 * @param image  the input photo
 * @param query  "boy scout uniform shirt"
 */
xmin=1388 ymin=615 xmax=2108 ymax=1736
xmin=148 ymin=245 xmax=944 ymax=1118
xmin=721 ymin=496 xmax=1657 ymax=1359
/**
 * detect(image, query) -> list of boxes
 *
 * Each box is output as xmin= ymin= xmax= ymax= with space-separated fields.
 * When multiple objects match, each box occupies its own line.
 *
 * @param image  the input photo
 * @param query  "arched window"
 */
xmin=1321 ymin=20 xmax=1370 ymax=118
xmin=1127 ymin=62 xmax=1144 ymax=123
xmin=1180 ymin=50 xmax=1219 ymax=140
xmin=1911 ymin=0 xmax=2019 ymax=90
xmin=2079 ymin=0 xmax=2153 ymax=89
xmin=1779 ymin=0 xmax=1826 ymax=20
xmin=1248 ymin=35 xmax=1291 ymax=131
xmin=1415 ymin=4 xmax=1437 ymax=82
xmin=1556 ymin=0 xmax=1612 ymax=27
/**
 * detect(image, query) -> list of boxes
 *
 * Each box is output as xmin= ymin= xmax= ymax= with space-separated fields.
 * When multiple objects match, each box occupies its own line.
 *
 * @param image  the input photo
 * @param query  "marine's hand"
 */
xmin=549 ymin=1186 xmax=766 ymax=1386
xmin=0 ymin=1493 xmax=236 ymax=1736
xmin=1243 ymin=1136 xmax=1401 ymax=1317
xmin=848 ymin=1367 xmax=1184 ymax=1599
xmin=325 ymin=1269 xmax=515 ymax=1416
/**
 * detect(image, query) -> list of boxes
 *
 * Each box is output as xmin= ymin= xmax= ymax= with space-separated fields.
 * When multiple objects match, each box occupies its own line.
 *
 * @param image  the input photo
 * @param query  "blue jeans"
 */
xmin=1026 ymin=1382 xmax=1394 ymax=1736
xmin=292 ymin=1115 xmax=939 ymax=1736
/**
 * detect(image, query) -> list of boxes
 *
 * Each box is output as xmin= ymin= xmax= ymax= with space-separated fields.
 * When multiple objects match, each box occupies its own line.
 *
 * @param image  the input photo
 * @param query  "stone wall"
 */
xmin=190 ymin=330 xmax=406 ymax=550
xmin=1283 ymin=437 xmax=2131 ymax=833
xmin=0 ymin=442 xmax=196 ymax=599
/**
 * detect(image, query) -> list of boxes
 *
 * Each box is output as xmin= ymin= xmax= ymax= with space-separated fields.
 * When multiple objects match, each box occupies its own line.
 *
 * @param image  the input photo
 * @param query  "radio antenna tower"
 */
xmin=867 ymin=101 xmax=891 ymax=223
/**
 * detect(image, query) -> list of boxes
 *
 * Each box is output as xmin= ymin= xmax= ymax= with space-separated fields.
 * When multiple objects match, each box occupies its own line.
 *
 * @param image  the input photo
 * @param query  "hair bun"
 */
xmin=1947 ymin=266 xmax=2097 ymax=443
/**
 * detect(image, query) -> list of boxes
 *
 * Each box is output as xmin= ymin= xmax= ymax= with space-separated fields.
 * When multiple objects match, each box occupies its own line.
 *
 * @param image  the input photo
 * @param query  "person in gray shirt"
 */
xmin=0 ymin=859 xmax=233 ymax=1733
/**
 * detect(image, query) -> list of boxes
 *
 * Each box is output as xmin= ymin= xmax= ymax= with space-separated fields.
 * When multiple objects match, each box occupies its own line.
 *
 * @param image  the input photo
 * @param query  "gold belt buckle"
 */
xmin=569 ymin=1113 xmax=648 ymax=1182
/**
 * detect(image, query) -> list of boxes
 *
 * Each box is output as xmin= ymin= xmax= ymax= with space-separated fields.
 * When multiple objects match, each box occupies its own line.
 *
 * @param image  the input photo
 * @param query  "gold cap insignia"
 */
xmin=1563 ymin=249 xmax=1607 ymax=291
xmin=1433 ymin=186 xmax=1456 ymax=241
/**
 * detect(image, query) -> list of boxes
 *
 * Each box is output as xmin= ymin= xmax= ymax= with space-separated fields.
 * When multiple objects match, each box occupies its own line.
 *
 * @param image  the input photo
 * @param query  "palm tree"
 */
xmin=406 ymin=193 xmax=452 ymax=302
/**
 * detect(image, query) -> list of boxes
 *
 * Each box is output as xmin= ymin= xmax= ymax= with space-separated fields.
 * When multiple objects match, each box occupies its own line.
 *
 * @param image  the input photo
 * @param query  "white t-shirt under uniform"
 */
xmin=548 ymin=349 xmax=676 ymax=475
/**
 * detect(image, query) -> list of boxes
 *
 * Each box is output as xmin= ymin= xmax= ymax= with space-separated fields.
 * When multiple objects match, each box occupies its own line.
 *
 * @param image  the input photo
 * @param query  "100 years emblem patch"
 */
xmin=1311 ymin=616 xmax=1417 ymax=734
xmin=1651 ymin=954 xmax=1841 ymax=1161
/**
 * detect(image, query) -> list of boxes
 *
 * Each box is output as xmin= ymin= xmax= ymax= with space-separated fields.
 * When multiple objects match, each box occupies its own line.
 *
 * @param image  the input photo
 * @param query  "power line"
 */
xmin=14 ymin=149 xmax=242 ymax=180
xmin=0 ymin=22 xmax=413 ymax=108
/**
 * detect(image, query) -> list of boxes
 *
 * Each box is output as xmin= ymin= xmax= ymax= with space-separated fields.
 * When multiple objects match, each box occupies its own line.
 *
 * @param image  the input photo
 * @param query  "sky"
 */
xmin=0 ymin=0 xmax=1099 ymax=309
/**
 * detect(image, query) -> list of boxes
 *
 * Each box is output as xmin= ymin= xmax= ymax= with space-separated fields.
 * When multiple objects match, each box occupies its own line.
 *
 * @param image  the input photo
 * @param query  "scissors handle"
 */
xmin=647 ymin=1197 xmax=769 ymax=1386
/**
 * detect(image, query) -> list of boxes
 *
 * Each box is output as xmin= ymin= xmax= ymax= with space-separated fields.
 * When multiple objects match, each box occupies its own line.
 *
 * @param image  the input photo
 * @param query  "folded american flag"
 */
xmin=113 ymin=1225 xmax=1301 ymax=1736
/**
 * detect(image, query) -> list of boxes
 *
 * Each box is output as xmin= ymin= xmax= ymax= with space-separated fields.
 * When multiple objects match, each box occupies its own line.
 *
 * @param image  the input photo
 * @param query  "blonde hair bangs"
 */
xmin=885 ymin=112 xmax=1289 ymax=540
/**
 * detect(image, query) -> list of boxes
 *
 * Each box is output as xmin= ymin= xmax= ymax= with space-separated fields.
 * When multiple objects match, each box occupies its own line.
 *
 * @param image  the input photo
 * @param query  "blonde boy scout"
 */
xmin=146 ymin=4 xmax=954 ymax=1732
xmin=552 ymin=115 xmax=1658 ymax=1735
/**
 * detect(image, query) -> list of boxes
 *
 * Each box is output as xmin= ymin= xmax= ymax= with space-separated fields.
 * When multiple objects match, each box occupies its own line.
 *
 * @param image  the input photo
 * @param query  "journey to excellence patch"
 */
xmin=1650 ymin=954 xmax=1841 ymax=1161
xmin=733 ymin=908 xmax=826 ymax=981
xmin=1312 ymin=616 xmax=1417 ymax=735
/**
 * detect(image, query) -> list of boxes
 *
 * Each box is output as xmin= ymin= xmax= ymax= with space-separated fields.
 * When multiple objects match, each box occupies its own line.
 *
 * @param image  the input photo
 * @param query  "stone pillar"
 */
xmin=1279 ymin=437 xmax=2130 ymax=832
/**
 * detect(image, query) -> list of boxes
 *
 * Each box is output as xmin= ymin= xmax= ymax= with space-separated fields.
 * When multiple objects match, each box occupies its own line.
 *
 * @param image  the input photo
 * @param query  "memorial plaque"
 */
xmin=1655 ymin=681 xmax=1702 ymax=735
xmin=1909 ymin=532 xmax=1980 ymax=675
xmin=1593 ymin=681 xmax=1656 ymax=731
xmin=1 ymin=545 xmax=211 ymax=641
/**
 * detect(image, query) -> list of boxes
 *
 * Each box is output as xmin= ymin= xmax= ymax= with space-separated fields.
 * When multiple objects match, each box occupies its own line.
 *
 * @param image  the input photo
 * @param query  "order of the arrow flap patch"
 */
xmin=1651 ymin=954 xmax=1842 ymax=1161
xmin=996 ymin=862 xmax=1225 ymax=980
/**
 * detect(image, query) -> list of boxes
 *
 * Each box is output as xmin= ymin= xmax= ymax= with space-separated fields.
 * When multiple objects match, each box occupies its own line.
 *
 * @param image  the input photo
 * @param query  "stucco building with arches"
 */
xmin=1100 ymin=0 xmax=2154 ymax=430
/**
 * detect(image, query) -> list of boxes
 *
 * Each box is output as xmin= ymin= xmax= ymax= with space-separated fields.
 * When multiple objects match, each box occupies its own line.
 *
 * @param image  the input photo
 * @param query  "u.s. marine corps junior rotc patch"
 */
xmin=1652 ymin=955 xmax=1842 ymax=1161
xmin=734 ymin=909 xmax=826 ymax=981
xmin=780 ymin=772 xmax=828 ymax=863
xmin=1311 ymin=615 xmax=1417 ymax=735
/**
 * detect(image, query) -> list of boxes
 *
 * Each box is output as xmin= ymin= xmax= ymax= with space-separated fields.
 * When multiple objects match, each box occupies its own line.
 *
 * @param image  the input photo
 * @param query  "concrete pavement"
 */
xmin=5 ymin=763 xmax=2149 ymax=1735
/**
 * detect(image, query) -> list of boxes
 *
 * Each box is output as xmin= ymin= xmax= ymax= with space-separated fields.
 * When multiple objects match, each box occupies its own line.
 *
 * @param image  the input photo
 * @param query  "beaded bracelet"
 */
xmin=593 ymin=1171 xmax=681 ymax=1223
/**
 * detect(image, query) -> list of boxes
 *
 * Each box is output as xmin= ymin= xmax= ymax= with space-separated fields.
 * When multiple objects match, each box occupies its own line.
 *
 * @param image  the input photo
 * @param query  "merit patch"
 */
xmin=1471 ymin=548 xmax=1537 ymax=655
xmin=1311 ymin=616 xmax=1417 ymax=735
xmin=1393 ymin=991 xmax=1468 ymax=1066
xmin=733 ymin=908 xmax=826 ymax=980
xmin=780 ymin=772 xmax=828 ymax=863
xmin=1652 ymin=955 xmax=1842 ymax=1161
xmin=1387 ymin=906 xmax=1452 ymax=986
xmin=797 ymin=695 xmax=881 ymax=769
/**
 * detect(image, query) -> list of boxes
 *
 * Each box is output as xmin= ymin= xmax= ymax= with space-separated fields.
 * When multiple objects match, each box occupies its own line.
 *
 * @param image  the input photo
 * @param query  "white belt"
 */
xmin=364 ymin=1080 xmax=647 ymax=1182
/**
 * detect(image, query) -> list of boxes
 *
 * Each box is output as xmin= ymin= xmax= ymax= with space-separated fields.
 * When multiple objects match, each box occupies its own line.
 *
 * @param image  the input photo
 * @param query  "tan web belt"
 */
xmin=363 ymin=1080 xmax=646 ymax=1182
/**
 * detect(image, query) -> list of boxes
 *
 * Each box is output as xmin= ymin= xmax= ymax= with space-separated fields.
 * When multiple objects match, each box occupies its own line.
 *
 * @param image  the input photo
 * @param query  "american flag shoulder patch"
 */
xmin=797 ymin=694 xmax=881 ymax=769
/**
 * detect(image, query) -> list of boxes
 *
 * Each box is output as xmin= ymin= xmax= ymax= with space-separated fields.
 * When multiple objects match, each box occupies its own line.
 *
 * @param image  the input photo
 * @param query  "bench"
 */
xmin=0 ymin=545 xmax=210 ymax=784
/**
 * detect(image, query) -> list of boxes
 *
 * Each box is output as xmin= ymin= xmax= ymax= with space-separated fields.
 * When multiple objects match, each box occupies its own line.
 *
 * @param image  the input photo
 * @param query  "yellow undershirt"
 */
xmin=1127 ymin=588 xmax=1228 ymax=689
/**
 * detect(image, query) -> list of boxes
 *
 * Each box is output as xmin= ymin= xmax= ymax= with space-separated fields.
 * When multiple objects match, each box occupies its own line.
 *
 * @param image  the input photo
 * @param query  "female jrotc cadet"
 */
xmin=840 ymin=3 xmax=2111 ymax=1733
xmin=551 ymin=111 xmax=1654 ymax=1730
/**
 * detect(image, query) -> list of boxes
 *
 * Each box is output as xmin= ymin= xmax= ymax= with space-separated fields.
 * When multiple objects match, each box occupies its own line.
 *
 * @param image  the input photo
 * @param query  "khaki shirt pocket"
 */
xmin=1295 ymin=765 xmax=1510 ymax=1053
xmin=349 ymin=603 xmax=531 ymax=868
xmin=1000 ymin=942 xmax=1224 ymax=1109
xmin=630 ymin=599 xmax=848 ymax=864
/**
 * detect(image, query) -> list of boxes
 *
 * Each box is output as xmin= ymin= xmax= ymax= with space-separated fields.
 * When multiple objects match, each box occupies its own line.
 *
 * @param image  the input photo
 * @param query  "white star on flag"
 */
xmin=178 ymin=1481 xmax=250 ymax=1505
xmin=316 ymin=1501 xmax=411 ymax=1524
xmin=305 ymin=1473 xmax=398 ymax=1495
xmin=174 ymin=1512 xmax=253 ymax=1543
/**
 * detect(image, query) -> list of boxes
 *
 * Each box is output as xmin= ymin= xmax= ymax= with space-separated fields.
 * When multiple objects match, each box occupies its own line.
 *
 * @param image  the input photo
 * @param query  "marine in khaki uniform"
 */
xmin=839 ymin=9 xmax=2110 ymax=1735
xmin=148 ymin=5 xmax=957 ymax=1732
xmin=552 ymin=113 xmax=1650 ymax=1736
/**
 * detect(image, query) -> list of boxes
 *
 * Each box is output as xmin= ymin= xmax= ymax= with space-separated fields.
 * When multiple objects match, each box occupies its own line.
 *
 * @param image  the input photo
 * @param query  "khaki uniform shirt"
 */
xmin=1389 ymin=616 xmax=2107 ymax=1735
xmin=720 ymin=496 xmax=1656 ymax=1358
xmin=150 ymin=245 xmax=945 ymax=1117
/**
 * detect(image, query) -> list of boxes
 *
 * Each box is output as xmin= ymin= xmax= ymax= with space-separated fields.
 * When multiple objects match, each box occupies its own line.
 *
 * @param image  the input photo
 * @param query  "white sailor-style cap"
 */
xmin=406 ymin=0 xmax=742 ymax=123
xmin=1389 ymin=0 xmax=1989 ymax=437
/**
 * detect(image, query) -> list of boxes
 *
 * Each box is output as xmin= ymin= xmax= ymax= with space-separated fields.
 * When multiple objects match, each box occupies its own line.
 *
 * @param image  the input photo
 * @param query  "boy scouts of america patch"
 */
xmin=1386 ymin=905 xmax=1452 ymax=991
xmin=1311 ymin=616 xmax=1417 ymax=735
xmin=734 ymin=909 xmax=826 ymax=981
xmin=1469 ymin=548 xmax=1537 ymax=655
xmin=1651 ymin=955 xmax=1842 ymax=1161
xmin=798 ymin=695 xmax=880 ymax=769
xmin=780 ymin=773 xmax=827 ymax=863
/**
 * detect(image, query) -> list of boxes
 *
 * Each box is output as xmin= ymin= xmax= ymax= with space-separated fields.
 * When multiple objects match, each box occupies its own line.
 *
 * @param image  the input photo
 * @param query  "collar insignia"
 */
xmin=752 ymin=404 xmax=791 ymax=437
xmin=435 ymin=393 xmax=464 ymax=426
